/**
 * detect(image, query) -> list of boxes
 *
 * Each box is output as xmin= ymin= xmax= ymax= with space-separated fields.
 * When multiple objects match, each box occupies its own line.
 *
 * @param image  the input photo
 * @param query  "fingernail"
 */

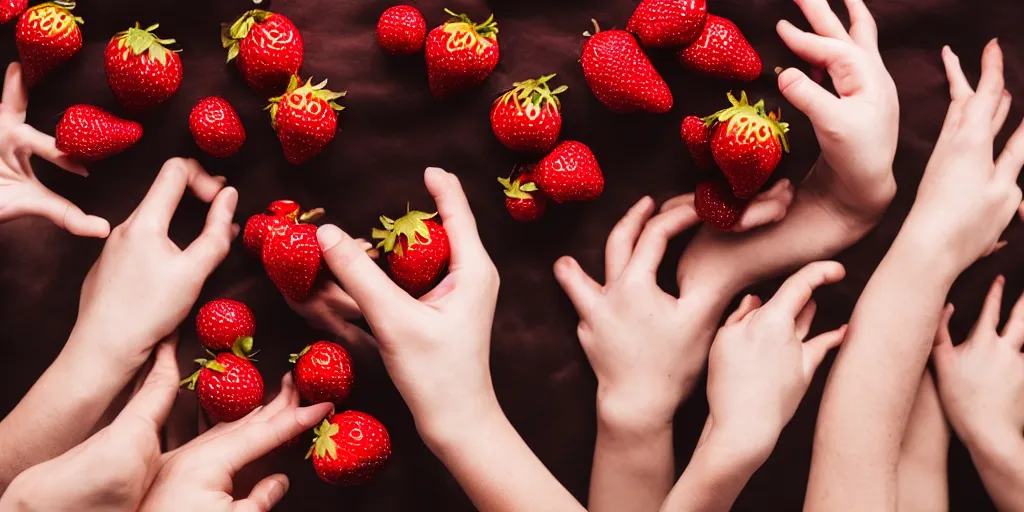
xmin=317 ymin=224 xmax=344 ymax=251
xmin=425 ymin=166 xmax=447 ymax=179
xmin=222 ymin=187 xmax=238 ymax=209
xmin=295 ymin=403 xmax=331 ymax=427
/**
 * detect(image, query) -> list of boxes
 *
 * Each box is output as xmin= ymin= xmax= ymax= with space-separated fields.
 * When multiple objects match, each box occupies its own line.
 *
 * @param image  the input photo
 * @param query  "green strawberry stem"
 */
xmin=704 ymin=91 xmax=791 ymax=153
xmin=179 ymin=358 xmax=226 ymax=389
xmin=36 ymin=1 xmax=83 ymax=23
xmin=231 ymin=336 xmax=254 ymax=358
xmin=498 ymin=176 xmax=539 ymax=200
xmin=221 ymin=9 xmax=274 ymax=62
xmin=443 ymin=8 xmax=498 ymax=38
xmin=288 ymin=344 xmax=312 ymax=364
xmin=371 ymin=206 xmax=438 ymax=257
xmin=497 ymin=74 xmax=567 ymax=112
xmin=306 ymin=419 xmax=341 ymax=460
xmin=583 ymin=19 xmax=601 ymax=37
xmin=115 ymin=23 xmax=180 ymax=64
xmin=267 ymin=76 xmax=346 ymax=124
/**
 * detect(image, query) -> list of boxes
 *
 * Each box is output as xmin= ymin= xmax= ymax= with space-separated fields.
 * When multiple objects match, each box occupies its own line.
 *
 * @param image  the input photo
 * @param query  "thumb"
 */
xmin=553 ymin=256 xmax=601 ymax=317
xmin=932 ymin=303 xmax=957 ymax=368
xmin=803 ymin=324 xmax=848 ymax=378
xmin=119 ymin=334 xmax=180 ymax=428
xmin=778 ymin=67 xmax=839 ymax=126
xmin=234 ymin=474 xmax=289 ymax=512
xmin=27 ymin=186 xmax=110 ymax=238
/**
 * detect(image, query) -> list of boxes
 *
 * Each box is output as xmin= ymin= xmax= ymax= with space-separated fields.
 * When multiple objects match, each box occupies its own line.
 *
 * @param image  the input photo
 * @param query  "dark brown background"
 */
xmin=0 ymin=0 xmax=1021 ymax=510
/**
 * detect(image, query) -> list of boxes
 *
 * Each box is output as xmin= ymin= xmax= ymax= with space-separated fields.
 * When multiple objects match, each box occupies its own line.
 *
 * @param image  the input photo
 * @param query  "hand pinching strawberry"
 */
xmin=491 ymin=74 xmax=567 ymax=153
xmin=308 ymin=411 xmax=391 ymax=486
xmin=372 ymin=206 xmax=451 ymax=296
xmin=425 ymin=9 xmax=499 ymax=99
xmin=290 ymin=341 xmax=355 ymax=404
xmin=104 ymin=23 xmax=181 ymax=112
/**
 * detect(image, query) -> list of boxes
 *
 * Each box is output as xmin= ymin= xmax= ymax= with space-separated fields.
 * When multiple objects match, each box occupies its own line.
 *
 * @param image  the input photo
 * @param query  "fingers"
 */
xmin=1001 ymin=289 xmax=1024 ymax=348
xmin=963 ymin=40 xmax=1005 ymax=126
xmin=995 ymin=117 xmax=1024 ymax=182
xmin=624 ymin=201 xmax=701 ymax=280
xmin=213 ymin=402 xmax=333 ymax=474
xmin=0 ymin=62 xmax=27 ymax=119
xmin=931 ymin=303 xmax=956 ymax=365
xmin=605 ymin=196 xmax=655 ymax=283
xmin=725 ymin=294 xmax=762 ymax=326
xmin=659 ymin=193 xmax=694 ymax=213
xmin=235 ymin=474 xmax=290 ymax=512
xmin=133 ymin=158 xmax=225 ymax=232
xmin=941 ymin=46 xmax=974 ymax=101
xmin=777 ymin=67 xmax=841 ymax=126
xmin=992 ymin=91 xmax=1012 ymax=136
xmin=793 ymin=0 xmax=853 ymax=42
xmin=318 ymin=224 xmax=416 ymax=322
xmin=120 ymin=334 xmax=180 ymax=429
xmin=795 ymin=299 xmax=818 ymax=340
xmin=14 ymin=125 xmax=88 ymax=176
xmin=763 ymin=261 xmax=846 ymax=318
xmin=554 ymin=256 xmax=602 ymax=317
xmin=777 ymin=20 xmax=850 ymax=69
xmin=25 ymin=186 xmax=111 ymax=238
xmin=844 ymin=0 xmax=878 ymax=50
xmin=974 ymin=275 xmax=1005 ymax=334
xmin=424 ymin=167 xmax=487 ymax=269
xmin=803 ymin=324 xmax=847 ymax=378
xmin=183 ymin=186 xmax=238 ymax=275
xmin=733 ymin=179 xmax=794 ymax=232
xmin=262 ymin=373 xmax=300 ymax=418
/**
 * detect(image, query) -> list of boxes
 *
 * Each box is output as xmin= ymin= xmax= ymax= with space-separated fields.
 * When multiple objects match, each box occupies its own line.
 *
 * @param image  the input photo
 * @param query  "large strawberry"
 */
xmin=15 ymin=1 xmax=83 ymax=86
xmin=491 ymin=74 xmax=567 ymax=153
xmin=627 ymin=0 xmax=708 ymax=48
xmin=104 ymin=23 xmax=181 ymax=112
xmin=308 ymin=411 xmax=391 ymax=486
xmin=533 ymin=140 xmax=604 ymax=203
xmin=290 ymin=341 xmax=355 ymax=404
xmin=55 ymin=105 xmax=143 ymax=162
xmin=243 ymin=199 xmax=303 ymax=256
xmin=267 ymin=75 xmax=345 ymax=165
xmin=678 ymin=15 xmax=761 ymax=82
xmin=222 ymin=9 xmax=304 ymax=94
xmin=0 ymin=0 xmax=27 ymax=24
xmin=425 ymin=9 xmax=499 ymax=99
xmin=372 ymin=208 xmax=450 ymax=297
xmin=681 ymin=115 xmax=713 ymax=169
xmin=262 ymin=222 xmax=322 ymax=302
xmin=196 ymin=299 xmax=255 ymax=352
xmin=189 ymin=96 xmax=246 ymax=158
xmin=181 ymin=345 xmax=264 ymax=422
xmin=498 ymin=173 xmax=546 ymax=222
xmin=581 ymin=21 xmax=672 ymax=114
xmin=377 ymin=5 xmax=426 ymax=56
xmin=695 ymin=180 xmax=747 ymax=230
xmin=705 ymin=92 xmax=789 ymax=199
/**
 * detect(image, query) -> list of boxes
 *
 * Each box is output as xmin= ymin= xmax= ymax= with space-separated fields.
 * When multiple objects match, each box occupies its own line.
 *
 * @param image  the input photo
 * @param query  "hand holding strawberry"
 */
xmin=104 ymin=23 xmax=181 ymax=112
xmin=15 ymin=1 xmax=82 ymax=86
xmin=268 ymin=75 xmax=345 ymax=165
xmin=425 ymin=9 xmax=499 ymax=99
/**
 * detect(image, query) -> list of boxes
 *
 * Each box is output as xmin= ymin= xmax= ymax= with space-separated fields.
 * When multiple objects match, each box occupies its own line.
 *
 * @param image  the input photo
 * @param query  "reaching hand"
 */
xmin=0 ymin=62 xmax=108 ymax=237
xmin=284 ymin=238 xmax=375 ymax=337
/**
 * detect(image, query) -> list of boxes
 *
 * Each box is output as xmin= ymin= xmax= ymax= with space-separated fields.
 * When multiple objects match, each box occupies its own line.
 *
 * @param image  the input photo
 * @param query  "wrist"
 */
xmin=887 ymin=219 xmax=964 ymax=285
xmin=416 ymin=385 xmax=504 ymax=456
xmin=596 ymin=394 xmax=674 ymax=438
xmin=700 ymin=423 xmax=775 ymax=469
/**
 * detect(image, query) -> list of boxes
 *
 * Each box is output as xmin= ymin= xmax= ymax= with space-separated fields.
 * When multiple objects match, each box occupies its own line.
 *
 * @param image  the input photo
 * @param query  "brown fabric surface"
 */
xmin=0 ymin=0 xmax=1021 ymax=509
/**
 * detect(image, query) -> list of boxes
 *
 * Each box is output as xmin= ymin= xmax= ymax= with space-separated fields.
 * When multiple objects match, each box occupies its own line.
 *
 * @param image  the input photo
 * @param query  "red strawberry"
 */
xmin=706 ymin=92 xmax=789 ymax=199
xmin=627 ymin=0 xmax=708 ymax=48
xmin=290 ymin=341 xmax=355 ymax=404
xmin=189 ymin=97 xmax=246 ymax=158
xmin=267 ymin=76 xmax=345 ymax=165
xmin=377 ymin=5 xmax=426 ymax=56
xmin=55 ymin=105 xmax=143 ymax=162
xmin=533 ymin=141 xmax=604 ymax=203
xmin=425 ymin=9 xmax=499 ymax=99
xmin=262 ymin=222 xmax=322 ymax=301
xmin=308 ymin=411 xmax=391 ymax=486
xmin=104 ymin=23 xmax=181 ymax=112
xmin=695 ymin=180 xmax=747 ymax=229
xmin=491 ymin=74 xmax=567 ymax=153
xmin=0 ymin=0 xmax=27 ymax=24
xmin=681 ymin=115 xmax=713 ymax=169
xmin=498 ymin=174 xmax=546 ymax=222
xmin=181 ymin=348 xmax=264 ymax=422
xmin=15 ymin=1 xmax=83 ymax=87
xmin=243 ymin=199 xmax=302 ymax=257
xmin=222 ymin=9 xmax=304 ymax=94
xmin=581 ymin=21 xmax=672 ymax=114
xmin=678 ymin=15 xmax=761 ymax=82
xmin=372 ymin=208 xmax=451 ymax=297
xmin=195 ymin=299 xmax=255 ymax=352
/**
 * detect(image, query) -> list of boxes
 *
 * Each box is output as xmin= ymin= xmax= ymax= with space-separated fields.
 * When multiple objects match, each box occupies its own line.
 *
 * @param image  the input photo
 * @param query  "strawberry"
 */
xmin=0 ymin=0 xmax=27 ymax=24
xmin=290 ymin=341 xmax=355 ymax=404
xmin=262 ymin=221 xmax=322 ymax=301
xmin=55 ymin=105 xmax=143 ymax=162
xmin=195 ymin=299 xmax=255 ymax=352
xmin=681 ymin=115 xmax=713 ymax=169
xmin=627 ymin=0 xmax=708 ymax=48
xmin=243 ymin=199 xmax=302 ymax=256
xmin=695 ymin=180 xmax=747 ymax=229
xmin=267 ymin=75 xmax=345 ymax=165
xmin=15 ymin=1 xmax=83 ymax=87
xmin=425 ymin=9 xmax=499 ymax=99
xmin=706 ymin=92 xmax=789 ymax=199
xmin=104 ymin=23 xmax=181 ymax=112
xmin=581 ymin=21 xmax=672 ymax=114
xmin=181 ymin=343 xmax=264 ymax=422
xmin=308 ymin=411 xmax=391 ymax=486
xmin=189 ymin=96 xmax=246 ymax=158
xmin=372 ymin=208 xmax=450 ymax=297
xmin=491 ymin=74 xmax=567 ymax=153
xmin=533 ymin=141 xmax=604 ymax=203
xmin=678 ymin=15 xmax=761 ymax=82
xmin=377 ymin=5 xmax=426 ymax=56
xmin=222 ymin=9 xmax=304 ymax=94
xmin=498 ymin=174 xmax=546 ymax=222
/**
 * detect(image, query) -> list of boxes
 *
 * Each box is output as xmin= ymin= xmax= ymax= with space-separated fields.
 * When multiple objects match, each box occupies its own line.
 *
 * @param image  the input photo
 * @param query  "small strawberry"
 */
xmin=706 ymin=91 xmax=789 ymax=199
xmin=262 ymin=222 xmax=322 ymax=301
xmin=55 ymin=105 xmax=143 ymax=162
xmin=581 ymin=20 xmax=673 ymax=114
xmin=290 ymin=341 xmax=355 ymax=404
xmin=243 ymin=199 xmax=302 ymax=257
xmin=372 ymin=208 xmax=450 ymax=297
xmin=0 ymin=0 xmax=27 ymax=24
xmin=533 ymin=141 xmax=604 ymax=203
xmin=491 ymin=74 xmax=567 ymax=153
xmin=695 ymin=180 xmax=747 ymax=230
xmin=626 ymin=0 xmax=708 ymax=48
xmin=181 ymin=342 xmax=264 ymax=422
xmin=681 ymin=115 xmax=713 ymax=169
xmin=195 ymin=299 xmax=255 ymax=352
xmin=267 ymin=75 xmax=345 ymax=165
xmin=308 ymin=411 xmax=391 ymax=486
xmin=104 ymin=23 xmax=182 ymax=112
xmin=678 ymin=15 xmax=761 ymax=82
xmin=498 ymin=174 xmax=546 ymax=222
xmin=425 ymin=9 xmax=499 ymax=99
xmin=189 ymin=97 xmax=246 ymax=158
xmin=222 ymin=9 xmax=304 ymax=94
xmin=377 ymin=5 xmax=426 ymax=56
xmin=15 ymin=1 xmax=83 ymax=87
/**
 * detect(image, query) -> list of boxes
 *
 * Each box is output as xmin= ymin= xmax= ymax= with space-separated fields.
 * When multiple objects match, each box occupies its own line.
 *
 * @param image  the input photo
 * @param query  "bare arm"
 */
xmin=896 ymin=372 xmax=949 ymax=512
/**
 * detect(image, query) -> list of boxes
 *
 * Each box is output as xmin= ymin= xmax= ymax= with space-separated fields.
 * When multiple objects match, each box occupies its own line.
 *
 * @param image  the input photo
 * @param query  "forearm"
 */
xmin=660 ymin=430 xmax=767 ymax=512
xmin=967 ymin=431 xmax=1024 ymax=512
xmin=589 ymin=413 xmax=674 ymax=512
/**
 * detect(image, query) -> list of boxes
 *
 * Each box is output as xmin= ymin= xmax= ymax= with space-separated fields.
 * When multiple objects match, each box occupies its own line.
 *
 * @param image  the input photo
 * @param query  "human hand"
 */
xmin=0 ymin=336 xmax=179 ymax=512
xmin=283 ymin=239 xmax=375 ymax=337
xmin=0 ymin=62 xmax=109 ymax=237
xmin=73 ymin=158 xmax=238 ymax=370
xmin=704 ymin=261 xmax=847 ymax=458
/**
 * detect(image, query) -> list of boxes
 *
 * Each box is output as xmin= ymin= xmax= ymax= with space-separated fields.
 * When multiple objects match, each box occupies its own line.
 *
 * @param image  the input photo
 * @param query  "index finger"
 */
xmin=1 ymin=62 xmax=28 ymax=120
xmin=424 ymin=167 xmax=488 ymax=272
xmin=119 ymin=334 xmax=180 ymax=429
xmin=762 ymin=261 xmax=846 ymax=318
xmin=964 ymin=40 xmax=1005 ymax=125
xmin=210 ymin=402 xmax=333 ymax=474
xmin=131 ymin=158 xmax=226 ymax=231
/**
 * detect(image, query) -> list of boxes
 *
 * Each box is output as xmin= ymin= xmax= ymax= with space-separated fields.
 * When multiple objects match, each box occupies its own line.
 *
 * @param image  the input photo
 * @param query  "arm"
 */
xmin=896 ymin=372 xmax=949 ymax=512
